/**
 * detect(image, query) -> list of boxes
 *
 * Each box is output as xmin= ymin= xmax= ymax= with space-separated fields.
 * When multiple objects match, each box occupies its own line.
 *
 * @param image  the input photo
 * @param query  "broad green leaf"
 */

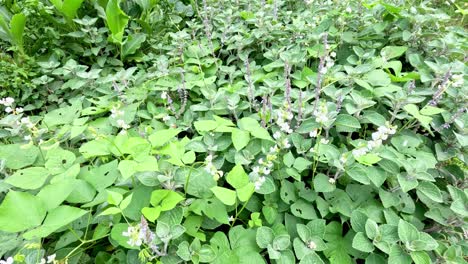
xmin=142 ymin=206 xmax=161 ymax=222
xmin=352 ymin=232 xmax=374 ymax=253
xmin=419 ymin=106 xmax=444 ymax=116
xmin=23 ymin=206 xmax=87 ymax=239
xmin=9 ymin=13 xmax=26 ymax=49
xmin=0 ymin=144 xmax=39 ymax=169
xmin=5 ymin=167 xmax=49 ymax=190
xmin=149 ymin=190 xmax=184 ymax=211
xmin=61 ymin=0 xmax=84 ymax=19
xmin=110 ymin=223 xmax=139 ymax=249
xmin=45 ymin=148 xmax=76 ymax=175
xmin=410 ymin=251 xmax=431 ymax=264
xmin=107 ymin=190 xmax=123 ymax=205
xmin=118 ymin=160 xmax=137 ymax=179
xmin=122 ymin=33 xmax=146 ymax=59
xmin=148 ymin=128 xmax=181 ymax=147
xmin=231 ymin=129 xmax=250 ymax=151
xmin=293 ymin=157 xmax=312 ymax=172
xmin=37 ymin=179 xmax=77 ymax=211
xmin=334 ymin=114 xmax=361 ymax=133
xmin=106 ymin=0 xmax=129 ymax=44
xmin=238 ymin=117 xmax=273 ymax=141
xmin=0 ymin=191 xmax=46 ymax=232
xmin=364 ymin=69 xmax=391 ymax=87
xmin=226 ymin=164 xmax=249 ymax=189
xmin=211 ymin=186 xmax=237 ymax=206
xmin=346 ymin=165 xmax=370 ymax=185
xmin=397 ymin=174 xmax=418 ymax=193
xmin=194 ymin=120 xmax=218 ymax=132
xmin=417 ymin=182 xmax=442 ymax=203
xmin=398 ymin=220 xmax=420 ymax=243
xmin=313 ymin=174 xmax=335 ymax=193
xmin=381 ymin=46 xmax=408 ymax=60
xmin=291 ymin=199 xmax=317 ymax=220
xmin=273 ymin=235 xmax=291 ymax=251
xmin=256 ymin=226 xmax=274 ymax=248
xmin=356 ymin=153 xmax=381 ymax=166
xmin=236 ymin=183 xmax=255 ymax=202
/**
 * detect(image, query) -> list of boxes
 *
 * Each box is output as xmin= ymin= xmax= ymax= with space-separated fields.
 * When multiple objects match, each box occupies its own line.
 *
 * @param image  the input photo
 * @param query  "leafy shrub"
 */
xmin=0 ymin=0 xmax=466 ymax=263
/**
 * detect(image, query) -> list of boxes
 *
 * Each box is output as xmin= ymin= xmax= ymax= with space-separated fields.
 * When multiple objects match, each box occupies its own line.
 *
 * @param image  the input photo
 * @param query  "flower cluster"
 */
xmin=0 ymin=97 xmax=23 ymax=114
xmin=313 ymin=102 xmax=330 ymax=125
xmin=352 ymin=123 xmax=397 ymax=158
xmin=110 ymin=105 xmax=130 ymax=133
xmin=251 ymin=132 xmax=291 ymax=190
xmin=275 ymin=107 xmax=294 ymax=134
xmin=204 ymin=154 xmax=224 ymax=181
xmin=39 ymin=254 xmax=56 ymax=264
xmin=122 ymin=217 xmax=160 ymax=259
xmin=0 ymin=257 xmax=13 ymax=264
xmin=319 ymin=51 xmax=336 ymax=75
xmin=451 ymin=74 xmax=464 ymax=88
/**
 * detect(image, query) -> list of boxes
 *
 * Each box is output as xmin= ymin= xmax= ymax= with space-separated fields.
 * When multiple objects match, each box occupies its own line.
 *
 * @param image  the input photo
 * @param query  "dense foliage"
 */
xmin=0 ymin=0 xmax=467 ymax=263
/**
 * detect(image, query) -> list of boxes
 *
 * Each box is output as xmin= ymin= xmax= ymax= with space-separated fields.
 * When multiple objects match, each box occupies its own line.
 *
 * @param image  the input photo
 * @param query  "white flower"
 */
xmin=0 ymin=257 xmax=14 ymax=264
xmin=273 ymin=131 xmax=282 ymax=140
xmin=5 ymin=107 xmax=12 ymax=113
xmin=345 ymin=6 xmax=352 ymax=13
xmin=20 ymin=117 xmax=34 ymax=128
xmin=320 ymin=138 xmax=329 ymax=144
xmin=162 ymin=115 xmax=171 ymax=122
xmin=206 ymin=154 xmax=213 ymax=162
xmin=258 ymin=158 xmax=264 ymax=165
xmin=330 ymin=51 xmax=337 ymax=58
xmin=254 ymin=176 xmax=266 ymax=190
xmin=40 ymin=259 xmax=46 ymax=264
xmin=352 ymin=148 xmax=368 ymax=158
xmin=328 ymin=178 xmax=336 ymax=184
xmin=339 ymin=155 xmax=347 ymax=164
xmin=263 ymin=167 xmax=271 ymax=175
xmin=279 ymin=122 xmax=293 ymax=134
xmin=367 ymin=139 xmax=382 ymax=150
xmin=47 ymin=254 xmax=56 ymax=263
xmin=15 ymin=107 xmax=24 ymax=113
xmin=269 ymin=145 xmax=279 ymax=153
xmin=252 ymin=166 xmax=260 ymax=174
xmin=110 ymin=107 xmax=124 ymax=118
xmin=228 ymin=215 xmax=235 ymax=222
xmin=116 ymin=119 xmax=130 ymax=130
xmin=161 ymin=91 xmax=168 ymax=99
xmin=452 ymin=74 xmax=464 ymax=87
xmin=307 ymin=240 xmax=317 ymax=250
xmin=309 ymin=129 xmax=318 ymax=138
xmin=122 ymin=226 xmax=143 ymax=247
xmin=282 ymin=138 xmax=291 ymax=148
xmin=0 ymin=97 xmax=14 ymax=106
xmin=24 ymin=135 xmax=32 ymax=141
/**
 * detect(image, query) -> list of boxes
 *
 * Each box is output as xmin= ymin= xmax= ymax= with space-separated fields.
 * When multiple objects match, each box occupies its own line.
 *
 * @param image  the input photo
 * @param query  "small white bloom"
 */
xmin=330 ymin=51 xmax=337 ymax=58
xmin=345 ymin=6 xmax=352 ymax=13
xmin=273 ymin=131 xmax=282 ymax=140
xmin=252 ymin=166 xmax=260 ymax=174
xmin=116 ymin=119 xmax=130 ymax=130
xmin=162 ymin=115 xmax=171 ymax=122
xmin=309 ymin=129 xmax=318 ymax=138
xmin=352 ymin=148 xmax=368 ymax=157
xmin=270 ymin=145 xmax=279 ymax=153
xmin=47 ymin=254 xmax=56 ymax=263
xmin=320 ymin=138 xmax=329 ymax=144
xmin=307 ymin=240 xmax=317 ymax=250
xmin=5 ymin=107 xmax=12 ymax=113
xmin=161 ymin=91 xmax=168 ymax=99
xmin=0 ymin=97 xmax=14 ymax=106
xmin=339 ymin=155 xmax=347 ymax=164
xmin=110 ymin=107 xmax=124 ymax=118
xmin=40 ymin=258 xmax=46 ymax=264
xmin=228 ymin=215 xmax=235 ymax=222
xmin=258 ymin=158 xmax=264 ymax=165
xmin=254 ymin=176 xmax=266 ymax=190
xmin=328 ymin=178 xmax=336 ymax=184
xmin=0 ymin=257 xmax=14 ymax=264
xmin=282 ymin=138 xmax=291 ymax=148
xmin=24 ymin=135 xmax=32 ymax=141
xmin=367 ymin=139 xmax=382 ymax=150
xmin=263 ymin=167 xmax=271 ymax=175
xmin=15 ymin=107 xmax=24 ymax=113
xmin=206 ymin=154 xmax=213 ymax=162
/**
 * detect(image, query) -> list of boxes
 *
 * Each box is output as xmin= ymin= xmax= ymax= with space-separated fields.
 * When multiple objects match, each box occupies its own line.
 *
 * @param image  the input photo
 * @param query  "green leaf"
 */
xmin=273 ymin=235 xmax=291 ymax=251
xmin=231 ymin=129 xmax=250 ymax=151
xmin=194 ymin=120 xmax=218 ymax=132
xmin=381 ymin=46 xmax=408 ymax=60
xmin=364 ymin=69 xmax=391 ymax=87
xmin=291 ymin=199 xmax=318 ymax=220
xmin=107 ymin=190 xmax=123 ymax=206
xmin=397 ymin=174 xmax=418 ymax=193
xmin=313 ymin=174 xmax=335 ymax=193
xmin=37 ymin=179 xmax=77 ymax=211
xmin=122 ymin=33 xmax=146 ymax=59
xmin=61 ymin=0 xmax=84 ymax=19
xmin=236 ymin=183 xmax=255 ymax=202
xmin=149 ymin=190 xmax=184 ymax=211
xmin=148 ymin=129 xmax=181 ymax=147
xmin=346 ymin=165 xmax=370 ymax=185
xmin=9 ymin=13 xmax=26 ymax=49
xmin=417 ymin=182 xmax=442 ymax=203
xmin=226 ymin=165 xmax=249 ymax=189
xmin=23 ymin=206 xmax=87 ymax=239
xmin=356 ymin=153 xmax=381 ymax=166
xmin=211 ymin=186 xmax=237 ymax=206
xmin=141 ymin=207 xmax=161 ymax=222
xmin=0 ymin=144 xmax=39 ymax=169
xmin=105 ymin=0 xmax=129 ymax=44
xmin=334 ymin=114 xmax=361 ymax=133
xmin=45 ymin=148 xmax=76 ymax=175
xmin=256 ymin=226 xmax=274 ymax=248
xmin=110 ymin=223 xmax=139 ymax=249
xmin=0 ymin=191 xmax=46 ymax=232
xmin=238 ymin=117 xmax=273 ymax=141
xmin=118 ymin=160 xmax=137 ymax=179
xmin=5 ymin=167 xmax=49 ymax=190
xmin=352 ymin=232 xmax=374 ymax=253
xmin=410 ymin=251 xmax=431 ymax=264
xmin=293 ymin=157 xmax=312 ymax=172
xmin=398 ymin=220 xmax=420 ymax=243
xmin=419 ymin=106 xmax=444 ymax=116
